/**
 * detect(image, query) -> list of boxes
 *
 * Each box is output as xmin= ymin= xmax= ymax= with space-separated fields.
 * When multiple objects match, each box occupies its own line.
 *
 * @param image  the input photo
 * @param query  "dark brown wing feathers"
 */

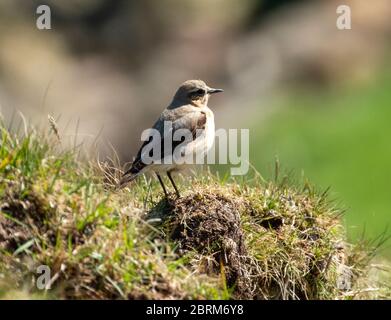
xmin=119 ymin=109 xmax=206 ymax=187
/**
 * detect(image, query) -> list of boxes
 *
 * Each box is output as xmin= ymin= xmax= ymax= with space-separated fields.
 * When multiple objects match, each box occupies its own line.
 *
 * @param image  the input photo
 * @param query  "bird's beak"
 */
xmin=207 ymin=88 xmax=224 ymax=94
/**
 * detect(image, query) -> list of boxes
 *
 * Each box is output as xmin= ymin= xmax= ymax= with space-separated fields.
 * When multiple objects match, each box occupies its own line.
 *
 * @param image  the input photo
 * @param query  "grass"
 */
xmin=0 ymin=114 xmax=390 ymax=299
xmin=250 ymin=70 xmax=391 ymax=247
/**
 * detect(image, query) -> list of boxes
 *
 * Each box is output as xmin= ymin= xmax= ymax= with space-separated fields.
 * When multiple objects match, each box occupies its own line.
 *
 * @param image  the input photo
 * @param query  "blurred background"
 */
xmin=0 ymin=0 xmax=390 ymax=247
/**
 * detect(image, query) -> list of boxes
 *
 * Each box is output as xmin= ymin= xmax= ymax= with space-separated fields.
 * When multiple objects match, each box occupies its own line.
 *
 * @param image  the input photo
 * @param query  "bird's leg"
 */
xmin=167 ymin=171 xmax=180 ymax=198
xmin=156 ymin=173 xmax=168 ymax=198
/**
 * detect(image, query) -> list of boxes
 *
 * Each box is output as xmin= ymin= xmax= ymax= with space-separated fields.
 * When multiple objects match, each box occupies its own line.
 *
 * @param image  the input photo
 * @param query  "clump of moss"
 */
xmin=151 ymin=182 xmax=350 ymax=300
xmin=163 ymin=192 xmax=250 ymax=298
xmin=0 ymin=116 xmax=389 ymax=299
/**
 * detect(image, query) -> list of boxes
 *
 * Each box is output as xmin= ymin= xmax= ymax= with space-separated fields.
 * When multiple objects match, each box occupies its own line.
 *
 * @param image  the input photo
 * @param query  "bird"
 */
xmin=119 ymin=80 xmax=223 ymax=197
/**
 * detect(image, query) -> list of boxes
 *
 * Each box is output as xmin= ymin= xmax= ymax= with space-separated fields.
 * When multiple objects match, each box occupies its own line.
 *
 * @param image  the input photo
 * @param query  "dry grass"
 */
xmin=0 ymin=116 xmax=390 ymax=299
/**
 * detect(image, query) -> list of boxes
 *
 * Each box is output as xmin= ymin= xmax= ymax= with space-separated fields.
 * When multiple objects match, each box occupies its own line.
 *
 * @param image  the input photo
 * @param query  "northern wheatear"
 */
xmin=119 ymin=80 xmax=223 ymax=197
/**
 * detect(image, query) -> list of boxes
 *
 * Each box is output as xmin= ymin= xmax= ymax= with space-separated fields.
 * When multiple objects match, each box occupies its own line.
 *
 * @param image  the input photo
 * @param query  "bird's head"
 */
xmin=170 ymin=79 xmax=223 ymax=108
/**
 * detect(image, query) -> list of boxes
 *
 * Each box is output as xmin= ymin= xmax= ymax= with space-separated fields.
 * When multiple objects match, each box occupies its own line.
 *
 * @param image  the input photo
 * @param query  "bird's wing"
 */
xmin=121 ymin=107 xmax=206 ymax=181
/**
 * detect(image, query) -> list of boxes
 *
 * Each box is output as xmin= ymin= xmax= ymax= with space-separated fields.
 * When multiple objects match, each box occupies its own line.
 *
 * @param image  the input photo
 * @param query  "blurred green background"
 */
xmin=0 ymin=0 xmax=390 ymax=248
xmin=250 ymin=69 xmax=391 ymax=247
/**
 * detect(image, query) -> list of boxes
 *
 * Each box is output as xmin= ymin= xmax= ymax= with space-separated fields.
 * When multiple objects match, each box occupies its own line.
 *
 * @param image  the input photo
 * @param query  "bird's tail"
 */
xmin=117 ymin=171 xmax=141 ymax=189
xmin=117 ymin=160 xmax=146 ymax=189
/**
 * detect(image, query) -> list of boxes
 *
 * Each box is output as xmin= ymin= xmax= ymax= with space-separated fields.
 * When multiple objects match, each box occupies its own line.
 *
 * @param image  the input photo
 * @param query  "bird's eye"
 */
xmin=188 ymin=88 xmax=205 ymax=99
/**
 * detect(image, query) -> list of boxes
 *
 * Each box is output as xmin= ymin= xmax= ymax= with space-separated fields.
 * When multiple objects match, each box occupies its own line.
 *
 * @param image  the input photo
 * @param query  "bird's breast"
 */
xmin=204 ymin=108 xmax=215 ymax=151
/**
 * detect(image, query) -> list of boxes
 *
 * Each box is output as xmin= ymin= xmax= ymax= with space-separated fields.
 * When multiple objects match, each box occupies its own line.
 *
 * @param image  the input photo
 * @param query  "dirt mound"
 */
xmin=164 ymin=192 xmax=253 ymax=298
xmin=0 ymin=183 xmax=93 ymax=254
xmin=153 ymin=187 xmax=358 ymax=300
xmin=0 ymin=185 xmax=52 ymax=252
